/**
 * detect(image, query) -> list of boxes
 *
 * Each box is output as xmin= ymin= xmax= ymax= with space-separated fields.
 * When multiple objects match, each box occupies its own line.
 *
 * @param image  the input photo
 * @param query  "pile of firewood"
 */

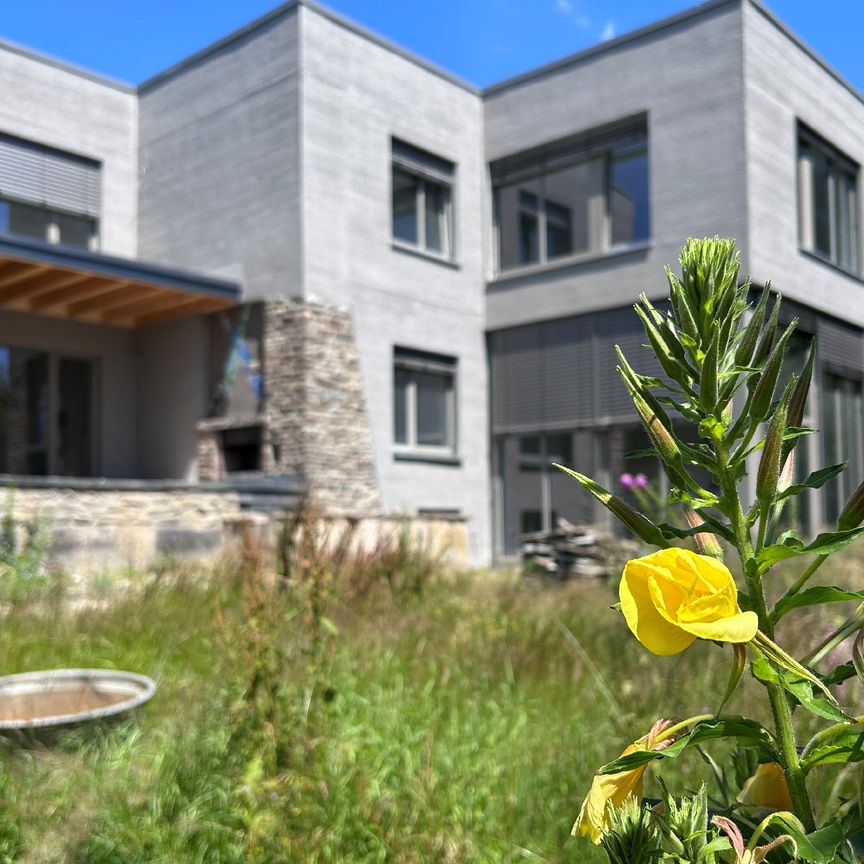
xmin=520 ymin=517 xmax=640 ymax=580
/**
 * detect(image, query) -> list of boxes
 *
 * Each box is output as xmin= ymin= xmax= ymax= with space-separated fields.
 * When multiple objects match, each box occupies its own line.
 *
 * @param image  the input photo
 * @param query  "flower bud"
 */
xmin=757 ymin=399 xmax=788 ymax=505
xmin=783 ymin=340 xmax=814 ymax=461
xmin=555 ymin=465 xmax=668 ymax=548
xmin=750 ymin=319 xmax=797 ymax=422
xmin=751 ymin=293 xmax=781 ymax=369
xmin=684 ymin=508 xmax=723 ymax=558
xmin=778 ymin=451 xmax=795 ymax=494
xmin=632 ymin=390 xmax=682 ymax=468
xmin=838 ymin=479 xmax=864 ymax=531
xmin=734 ymin=284 xmax=770 ymax=368
xmin=700 ymin=326 xmax=720 ymax=413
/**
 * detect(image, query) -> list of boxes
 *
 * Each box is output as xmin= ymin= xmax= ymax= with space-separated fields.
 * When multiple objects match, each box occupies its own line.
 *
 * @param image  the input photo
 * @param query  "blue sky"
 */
xmin=1 ymin=1 xmax=862 ymax=90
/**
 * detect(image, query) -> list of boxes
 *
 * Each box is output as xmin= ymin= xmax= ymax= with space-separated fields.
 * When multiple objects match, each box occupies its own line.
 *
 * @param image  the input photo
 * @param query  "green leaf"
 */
xmin=750 ymin=652 xmax=851 ymax=723
xmin=822 ymin=661 xmax=856 ymax=687
xmin=624 ymin=447 xmax=657 ymax=460
xmin=598 ymin=717 xmax=775 ymax=774
xmin=772 ymin=585 xmax=864 ymax=623
xmin=657 ymin=520 xmax=735 ymax=544
xmin=768 ymin=808 xmax=864 ymax=863
xmin=667 ymin=488 xmax=721 ymax=510
xmin=756 ymin=527 xmax=864 ymax=571
xmin=736 ymin=426 xmax=815 ymax=463
xmin=801 ymin=726 xmax=864 ymax=770
xmin=779 ymin=462 xmax=848 ymax=501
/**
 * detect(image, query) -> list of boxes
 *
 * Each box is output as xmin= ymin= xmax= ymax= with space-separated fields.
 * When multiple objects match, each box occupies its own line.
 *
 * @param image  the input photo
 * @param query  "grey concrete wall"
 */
xmin=0 ymin=312 xmax=137 ymax=476
xmin=0 ymin=44 xmax=137 ymax=256
xmin=135 ymin=315 xmax=209 ymax=480
xmin=137 ymin=8 xmax=301 ymax=298
xmin=299 ymin=6 xmax=491 ymax=565
xmin=483 ymin=1 xmax=748 ymax=330
xmin=743 ymin=2 xmax=864 ymax=325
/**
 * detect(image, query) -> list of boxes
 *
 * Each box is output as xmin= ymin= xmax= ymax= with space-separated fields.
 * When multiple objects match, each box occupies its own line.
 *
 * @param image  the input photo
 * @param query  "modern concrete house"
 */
xmin=0 ymin=0 xmax=861 ymax=567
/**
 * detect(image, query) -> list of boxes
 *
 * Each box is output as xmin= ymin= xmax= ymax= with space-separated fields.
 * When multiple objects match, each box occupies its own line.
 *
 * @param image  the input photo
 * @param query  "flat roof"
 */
xmin=0 ymin=234 xmax=239 ymax=328
xmin=0 ymin=0 xmax=862 ymax=121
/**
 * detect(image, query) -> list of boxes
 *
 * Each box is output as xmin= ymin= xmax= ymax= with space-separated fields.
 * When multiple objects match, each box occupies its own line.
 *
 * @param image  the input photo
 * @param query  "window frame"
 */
xmin=393 ymin=347 xmax=458 ymax=460
xmin=390 ymin=139 xmax=455 ymax=263
xmin=797 ymin=124 xmax=860 ymax=277
xmin=491 ymin=130 xmax=650 ymax=275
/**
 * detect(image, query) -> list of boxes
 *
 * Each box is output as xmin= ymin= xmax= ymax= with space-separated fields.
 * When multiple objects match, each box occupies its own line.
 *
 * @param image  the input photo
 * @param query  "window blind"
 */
xmin=0 ymin=133 xmax=101 ymax=217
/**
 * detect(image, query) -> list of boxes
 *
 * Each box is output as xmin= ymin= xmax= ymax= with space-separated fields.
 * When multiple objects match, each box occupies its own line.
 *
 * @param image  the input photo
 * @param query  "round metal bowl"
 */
xmin=0 ymin=669 xmax=156 ymax=730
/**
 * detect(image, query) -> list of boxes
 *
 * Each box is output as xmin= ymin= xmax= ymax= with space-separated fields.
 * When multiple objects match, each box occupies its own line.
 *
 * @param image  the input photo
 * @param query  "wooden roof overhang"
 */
xmin=0 ymin=236 xmax=240 ymax=327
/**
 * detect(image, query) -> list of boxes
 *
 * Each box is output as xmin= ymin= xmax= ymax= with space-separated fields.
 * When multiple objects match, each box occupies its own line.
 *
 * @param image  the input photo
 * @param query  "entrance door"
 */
xmin=57 ymin=357 xmax=93 ymax=477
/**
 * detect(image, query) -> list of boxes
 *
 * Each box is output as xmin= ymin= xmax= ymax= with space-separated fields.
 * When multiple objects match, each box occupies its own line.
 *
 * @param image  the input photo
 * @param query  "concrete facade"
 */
xmin=1 ymin=0 xmax=864 ymax=566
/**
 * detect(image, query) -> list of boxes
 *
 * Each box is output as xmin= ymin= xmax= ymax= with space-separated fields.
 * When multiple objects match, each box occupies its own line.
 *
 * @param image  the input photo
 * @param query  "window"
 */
xmin=393 ymin=347 xmax=456 ymax=455
xmin=0 ymin=347 xmax=96 ymax=477
xmin=0 ymin=133 xmax=101 ymax=251
xmin=492 ymin=116 xmax=649 ymax=272
xmin=798 ymin=125 xmax=859 ymax=274
xmin=821 ymin=372 xmax=864 ymax=525
xmin=391 ymin=139 xmax=454 ymax=259
xmin=0 ymin=198 xmax=98 ymax=251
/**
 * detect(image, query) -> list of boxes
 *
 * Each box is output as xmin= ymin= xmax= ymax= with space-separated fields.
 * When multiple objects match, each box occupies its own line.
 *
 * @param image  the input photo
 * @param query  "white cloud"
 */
xmin=553 ymin=0 xmax=591 ymax=29
xmin=600 ymin=19 xmax=616 ymax=40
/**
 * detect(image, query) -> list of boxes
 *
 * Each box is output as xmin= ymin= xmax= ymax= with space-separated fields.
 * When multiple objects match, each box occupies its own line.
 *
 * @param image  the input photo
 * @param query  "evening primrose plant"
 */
xmin=559 ymin=238 xmax=864 ymax=863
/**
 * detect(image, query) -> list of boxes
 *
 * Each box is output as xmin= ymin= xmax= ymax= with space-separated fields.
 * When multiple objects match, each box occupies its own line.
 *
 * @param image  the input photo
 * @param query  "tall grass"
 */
xmin=0 ymin=527 xmax=859 ymax=862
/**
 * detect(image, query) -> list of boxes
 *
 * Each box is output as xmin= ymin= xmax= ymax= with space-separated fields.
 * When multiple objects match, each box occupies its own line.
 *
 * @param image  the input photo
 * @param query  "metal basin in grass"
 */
xmin=0 ymin=669 xmax=156 ymax=732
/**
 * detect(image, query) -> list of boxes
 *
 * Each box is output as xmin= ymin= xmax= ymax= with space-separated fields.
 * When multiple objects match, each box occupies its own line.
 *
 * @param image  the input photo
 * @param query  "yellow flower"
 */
xmin=619 ymin=547 xmax=758 ymax=656
xmin=572 ymin=720 xmax=672 ymax=843
xmin=738 ymin=762 xmax=793 ymax=811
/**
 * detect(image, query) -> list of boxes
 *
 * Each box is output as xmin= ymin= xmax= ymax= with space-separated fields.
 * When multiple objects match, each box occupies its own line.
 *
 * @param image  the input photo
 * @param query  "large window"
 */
xmin=393 ymin=347 xmax=456 ymax=456
xmin=798 ymin=125 xmax=859 ymax=274
xmin=0 ymin=198 xmax=98 ymax=251
xmin=0 ymin=347 xmax=96 ymax=477
xmin=492 ymin=117 xmax=650 ymax=272
xmin=391 ymin=139 xmax=454 ymax=260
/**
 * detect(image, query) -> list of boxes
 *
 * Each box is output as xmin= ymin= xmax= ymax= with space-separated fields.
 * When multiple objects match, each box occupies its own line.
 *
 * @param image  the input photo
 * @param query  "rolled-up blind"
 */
xmin=489 ymin=306 xmax=662 ymax=433
xmin=0 ymin=133 xmax=101 ymax=217
xmin=818 ymin=317 xmax=864 ymax=378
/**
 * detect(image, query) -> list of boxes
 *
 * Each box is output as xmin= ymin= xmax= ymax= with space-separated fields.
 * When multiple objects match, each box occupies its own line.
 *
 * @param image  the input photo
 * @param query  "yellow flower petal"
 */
xmin=676 ymin=610 xmax=759 ymax=643
xmin=621 ymin=560 xmax=696 ymax=655
xmin=738 ymin=763 xmax=793 ymax=811
xmin=618 ymin=548 xmax=755 ymax=654
xmin=572 ymin=744 xmax=647 ymax=843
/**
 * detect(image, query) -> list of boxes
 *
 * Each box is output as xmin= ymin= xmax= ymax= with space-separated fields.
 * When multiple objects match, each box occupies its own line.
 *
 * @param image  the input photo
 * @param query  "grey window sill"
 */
xmin=488 ymin=239 xmax=652 ymax=285
xmin=394 ymin=450 xmax=462 ymax=467
xmin=799 ymin=247 xmax=863 ymax=283
xmin=392 ymin=240 xmax=460 ymax=269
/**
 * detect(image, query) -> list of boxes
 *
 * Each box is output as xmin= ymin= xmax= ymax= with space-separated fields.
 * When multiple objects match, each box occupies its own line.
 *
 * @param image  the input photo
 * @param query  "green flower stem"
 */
xmin=802 ymin=604 xmax=864 ymax=666
xmin=717 ymin=441 xmax=816 ymax=833
xmin=785 ymin=554 xmax=828 ymax=598
xmin=662 ymin=713 xmax=715 ymax=741
xmin=756 ymin=506 xmax=770 ymax=555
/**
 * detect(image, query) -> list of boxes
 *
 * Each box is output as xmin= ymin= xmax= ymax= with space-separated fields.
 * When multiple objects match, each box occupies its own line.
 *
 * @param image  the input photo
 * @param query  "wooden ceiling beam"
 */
xmin=0 ymin=260 xmax=37 ymax=280
xmin=100 ymin=290 xmax=183 ymax=323
xmin=134 ymin=296 xmax=227 ymax=327
xmin=0 ymin=263 xmax=48 ymax=295
xmin=28 ymin=277 xmax=122 ymax=312
xmin=66 ymin=283 xmax=150 ymax=317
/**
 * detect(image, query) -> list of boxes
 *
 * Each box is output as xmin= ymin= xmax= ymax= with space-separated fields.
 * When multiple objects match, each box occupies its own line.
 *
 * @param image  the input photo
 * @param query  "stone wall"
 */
xmin=2 ymin=481 xmax=246 ymax=572
xmin=263 ymin=299 xmax=381 ymax=515
xmin=0 ymin=482 xmax=467 ymax=578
